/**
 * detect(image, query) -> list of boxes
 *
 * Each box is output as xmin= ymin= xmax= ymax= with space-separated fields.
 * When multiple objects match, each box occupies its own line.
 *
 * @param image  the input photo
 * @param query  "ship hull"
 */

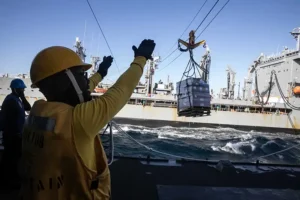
xmin=112 ymin=104 xmax=300 ymax=134
xmin=0 ymin=77 xmax=299 ymax=134
xmin=0 ymin=93 xmax=299 ymax=134
xmin=113 ymin=117 xmax=298 ymax=134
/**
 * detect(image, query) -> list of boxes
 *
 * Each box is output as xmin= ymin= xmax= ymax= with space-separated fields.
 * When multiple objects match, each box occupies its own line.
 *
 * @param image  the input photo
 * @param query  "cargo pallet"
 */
xmin=178 ymin=107 xmax=211 ymax=117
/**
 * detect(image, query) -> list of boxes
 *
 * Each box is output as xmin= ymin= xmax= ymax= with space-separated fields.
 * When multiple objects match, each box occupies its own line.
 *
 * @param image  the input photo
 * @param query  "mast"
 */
xmin=145 ymin=55 xmax=160 ymax=96
xmin=227 ymin=70 xmax=230 ymax=99
xmin=91 ymin=56 xmax=100 ymax=73
xmin=291 ymin=27 xmax=300 ymax=51
xmin=74 ymin=37 xmax=87 ymax=62
xmin=167 ymin=75 xmax=169 ymax=85
xmin=226 ymin=66 xmax=236 ymax=99
xmin=199 ymin=44 xmax=211 ymax=83
xmin=237 ymin=82 xmax=241 ymax=100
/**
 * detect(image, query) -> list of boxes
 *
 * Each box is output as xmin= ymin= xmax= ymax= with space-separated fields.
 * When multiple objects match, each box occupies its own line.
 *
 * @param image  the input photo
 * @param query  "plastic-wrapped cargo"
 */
xmin=176 ymin=86 xmax=210 ymax=97
xmin=178 ymin=95 xmax=211 ymax=112
xmin=176 ymin=78 xmax=211 ymax=115
xmin=179 ymin=92 xmax=210 ymax=99
xmin=176 ymin=77 xmax=208 ymax=87
xmin=176 ymin=78 xmax=210 ymax=96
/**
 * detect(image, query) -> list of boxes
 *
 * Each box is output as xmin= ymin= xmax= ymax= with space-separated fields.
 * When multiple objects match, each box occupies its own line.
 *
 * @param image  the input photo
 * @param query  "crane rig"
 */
xmin=176 ymin=30 xmax=211 ymax=117
xmin=226 ymin=66 xmax=236 ymax=100
xmin=219 ymin=66 xmax=236 ymax=99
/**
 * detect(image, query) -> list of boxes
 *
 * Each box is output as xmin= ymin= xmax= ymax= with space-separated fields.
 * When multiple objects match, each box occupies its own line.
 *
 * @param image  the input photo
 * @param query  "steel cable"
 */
xmin=85 ymin=0 xmax=120 ymax=74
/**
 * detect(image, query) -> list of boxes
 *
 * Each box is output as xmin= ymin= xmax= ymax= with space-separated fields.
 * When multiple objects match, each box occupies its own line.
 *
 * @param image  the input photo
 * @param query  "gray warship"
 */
xmin=0 ymin=28 xmax=300 ymax=133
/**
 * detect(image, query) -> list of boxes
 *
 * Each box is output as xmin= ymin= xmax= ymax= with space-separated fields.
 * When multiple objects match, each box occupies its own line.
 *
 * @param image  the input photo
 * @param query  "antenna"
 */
xmin=276 ymin=44 xmax=280 ymax=54
xmin=83 ymin=20 xmax=87 ymax=47
xmin=90 ymin=32 xmax=94 ymax=55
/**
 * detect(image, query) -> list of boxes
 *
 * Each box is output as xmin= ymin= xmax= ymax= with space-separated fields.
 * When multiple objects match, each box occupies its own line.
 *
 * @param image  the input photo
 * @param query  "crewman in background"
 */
xmin=20 ymin=39 xmax=155 ymax=200
xmin=0 ymin=79 xmax=31 ymax=190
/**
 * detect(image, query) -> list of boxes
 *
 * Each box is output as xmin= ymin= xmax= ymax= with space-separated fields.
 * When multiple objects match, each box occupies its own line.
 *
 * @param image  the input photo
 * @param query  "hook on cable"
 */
xmin=178 ymin=30 xmax=206 ymax=52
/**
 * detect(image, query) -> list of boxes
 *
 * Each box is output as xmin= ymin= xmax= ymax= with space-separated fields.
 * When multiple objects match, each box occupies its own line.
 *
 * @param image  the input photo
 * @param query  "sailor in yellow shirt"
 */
xmin=20 ymin=39 xmax=156 ymax=200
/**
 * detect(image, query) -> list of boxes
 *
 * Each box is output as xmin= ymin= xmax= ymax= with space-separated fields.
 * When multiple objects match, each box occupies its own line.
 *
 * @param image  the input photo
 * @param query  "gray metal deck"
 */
xmin=1 ymin=156 xmax=300 ymax=199
xmin=157 ymin=186 xmax=300 ymax=200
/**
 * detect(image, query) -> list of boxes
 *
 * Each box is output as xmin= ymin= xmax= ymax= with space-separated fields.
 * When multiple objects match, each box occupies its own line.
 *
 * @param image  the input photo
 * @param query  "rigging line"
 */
xmin=196 ymin=0 xmax=230 ymax=40
xmin=162 ymin=0 xmax=209 ymax=61
xmin=85 ymin=0 xmax=120 ymax=74
xmin=160 ymin=0 xmax=214 ymax=65
xmin=271 ymin=70 xmax=300 ymax=110
xmin=159 ymin=0 xmax=230 ymax=73
xmin=255 ymin=143 xmax=300 ymax=160
xmin=194 ymin=0 xmax=220 ymax=33
xmin=100 ymin=122 xmax=115 ymax=165
xmin=158 ymin=52 xmax=183 ymax=72
xmin=255 ymin=71 xmax=273 ymax=106
xmin=178 ymin=60 xmax=192 ymax=100
xmin=160 ymin=48 xmax=178 ymax=64
xmin=108 ymin=122 xmax=114 ymax=165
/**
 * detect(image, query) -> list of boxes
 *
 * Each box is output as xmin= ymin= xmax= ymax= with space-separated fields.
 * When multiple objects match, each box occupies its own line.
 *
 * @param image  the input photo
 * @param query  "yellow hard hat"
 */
xmin=30 ymin=46 xmax=92 ymax=88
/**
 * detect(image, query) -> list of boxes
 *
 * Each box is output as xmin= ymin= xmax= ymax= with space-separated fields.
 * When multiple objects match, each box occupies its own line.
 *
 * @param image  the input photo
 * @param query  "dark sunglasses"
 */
xmin=71 ymin=67 xmax=88 ymax=79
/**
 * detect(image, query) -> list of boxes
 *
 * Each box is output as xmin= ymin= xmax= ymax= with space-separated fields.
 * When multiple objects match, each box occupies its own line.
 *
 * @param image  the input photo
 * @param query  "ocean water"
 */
xmin=101 ymin=124 xmax=300 ymax=165
xmin=1 ymin=125 xmax=299 ymax=165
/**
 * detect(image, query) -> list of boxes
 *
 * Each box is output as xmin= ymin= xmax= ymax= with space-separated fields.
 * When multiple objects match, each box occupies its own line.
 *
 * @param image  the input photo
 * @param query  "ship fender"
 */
xmin=293 ymin=86 xmax=300 ymax=95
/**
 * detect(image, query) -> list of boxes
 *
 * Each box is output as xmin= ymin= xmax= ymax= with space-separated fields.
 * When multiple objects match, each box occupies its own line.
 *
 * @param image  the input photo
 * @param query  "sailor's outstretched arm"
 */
xmin=74 ymin=56 xmax=147 ymax=136
xmin=88 ymin=73 xmax=103 ymax=92
xmin=74 ymin=39 xmax=155 ymax=137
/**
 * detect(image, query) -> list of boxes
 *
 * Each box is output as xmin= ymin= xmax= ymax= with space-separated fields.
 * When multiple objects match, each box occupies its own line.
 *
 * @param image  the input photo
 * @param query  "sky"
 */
xmin=0 ymin=0 xmax=299 ymax=95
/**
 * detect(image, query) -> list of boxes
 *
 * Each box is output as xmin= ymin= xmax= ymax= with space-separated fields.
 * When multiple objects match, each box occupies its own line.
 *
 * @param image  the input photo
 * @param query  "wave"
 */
xmin=211 ymin=141 xmax=256 ymax=155
xmin=100 ymin=124 xmax=300 ymax=164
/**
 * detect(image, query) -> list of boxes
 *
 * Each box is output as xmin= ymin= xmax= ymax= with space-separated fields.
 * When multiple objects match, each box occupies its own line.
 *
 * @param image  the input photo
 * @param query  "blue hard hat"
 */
xmin=10 ymin=79 xmax=27 ymax=89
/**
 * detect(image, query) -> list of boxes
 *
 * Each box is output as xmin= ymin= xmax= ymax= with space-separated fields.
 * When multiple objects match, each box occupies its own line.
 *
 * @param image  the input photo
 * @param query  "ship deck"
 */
xmin=109 ymin=157 xmax=300 ymax=200
xmin=1 ymin=155 xmax=300 ymax=199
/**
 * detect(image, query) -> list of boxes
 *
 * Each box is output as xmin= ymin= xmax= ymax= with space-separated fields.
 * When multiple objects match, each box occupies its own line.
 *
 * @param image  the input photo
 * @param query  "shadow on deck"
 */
xmin=1 ymin=155 xmax=300 ymax=199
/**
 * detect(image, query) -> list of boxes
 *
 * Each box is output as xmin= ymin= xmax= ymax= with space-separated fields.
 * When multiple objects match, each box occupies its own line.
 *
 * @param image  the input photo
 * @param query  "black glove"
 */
xmin=97 ymin=56 xmax=113 ymax=78
xmin=132 ymin=39 xmax=156 ymax=60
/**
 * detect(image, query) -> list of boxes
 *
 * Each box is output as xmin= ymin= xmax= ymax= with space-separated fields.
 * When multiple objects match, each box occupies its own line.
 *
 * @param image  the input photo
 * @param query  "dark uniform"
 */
xmin=0 ymin=93 xmax=25 ymax=188
xmin=0 ymin=77 xmax=31 ymax=190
